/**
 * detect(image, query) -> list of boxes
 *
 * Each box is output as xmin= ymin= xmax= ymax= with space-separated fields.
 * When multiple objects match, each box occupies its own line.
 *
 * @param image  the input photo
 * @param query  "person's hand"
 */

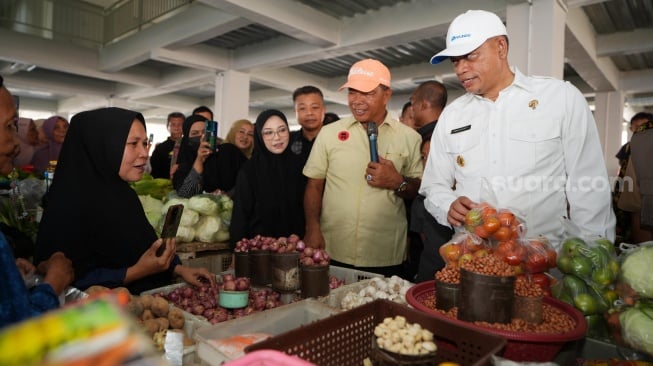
xmin=15 ymin=257 xmax=35 ymax=278
xmin=195 ymin=137 xmax=213 ymax=164
xmin=448 ymin=196 xmax=477 ymax=226
xmin=169 ymin=163 xmax=179 ymax=179
xmin=37 ymin=252 xmax=74 ymax=295
xmin=134 ymin=238 xmax=177 ymax=277
xmin=365 ymin=156 xmax=402 ymax=190
xmin=175 ymin=265 xmax=216 ymax=287
xmin=303 ymin=226 xmax=325 ymax=249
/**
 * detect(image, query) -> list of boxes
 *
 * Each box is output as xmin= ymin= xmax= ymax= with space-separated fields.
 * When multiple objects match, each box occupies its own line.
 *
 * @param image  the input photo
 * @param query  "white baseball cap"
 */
xmin=430 ymin=10 xmax=507 ymax=65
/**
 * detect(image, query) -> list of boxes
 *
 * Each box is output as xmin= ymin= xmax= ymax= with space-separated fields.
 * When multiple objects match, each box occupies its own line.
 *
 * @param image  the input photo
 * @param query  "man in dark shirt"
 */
xmin=408 ymin=80 xmax=452 ymax=282
xmin=149 ymin=112 xmax=184 ymax=179
xmin=289 ymin=86 xmax=326 ymax=165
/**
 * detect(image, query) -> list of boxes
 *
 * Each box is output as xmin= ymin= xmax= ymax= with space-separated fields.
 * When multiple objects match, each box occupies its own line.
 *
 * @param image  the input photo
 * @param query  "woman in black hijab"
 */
xmin=35 ymin=107 xmax=214 ymax=294
xmin=229 ymin=109 xmax=306 ymax=248
xmin=173 ymin=115 xmax=253 ymax=197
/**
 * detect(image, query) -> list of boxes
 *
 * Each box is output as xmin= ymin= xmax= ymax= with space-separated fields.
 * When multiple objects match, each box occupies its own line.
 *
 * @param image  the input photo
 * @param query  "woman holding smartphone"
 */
xmin=35 ymin=107 xmax=215 ymax=294
xmin=173 ymin=116 xmax=254 ymax=197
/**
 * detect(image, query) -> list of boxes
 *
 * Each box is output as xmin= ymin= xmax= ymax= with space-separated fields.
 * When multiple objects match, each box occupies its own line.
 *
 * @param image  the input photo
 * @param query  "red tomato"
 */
xmin=546 ymin=249 xmax=557 ymax=268
xmin=483 ymin=216 xmax=501 ymax=234
xmin=497 ymin=211 xmax=515 ymax=227
xmin=481 ymin=206 xmax=497 ymax=220
xmin=529 ymin=272 xmax=551 ymax=289
xmin=492 ymin=227 xmax=512 ymax=241
xmin=474 ymin=225 xmax=490 ymax=239
xmin=525 ymin=252 xmax=548 ymax=273
xmin=504 ymin=252 xmax=523 ymax=266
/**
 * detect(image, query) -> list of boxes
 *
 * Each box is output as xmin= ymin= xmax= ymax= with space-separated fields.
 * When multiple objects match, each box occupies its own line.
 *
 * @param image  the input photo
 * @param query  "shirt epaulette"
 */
xmin=635 ymin=121 xmax=653 ymax=133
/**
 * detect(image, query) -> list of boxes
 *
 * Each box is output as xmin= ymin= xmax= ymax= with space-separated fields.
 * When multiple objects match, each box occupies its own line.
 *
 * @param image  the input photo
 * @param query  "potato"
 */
xmin=151 ymin=296 xmax=169 ymax=317
xmin=85 ymin=285 xmax=109 ymax=295
xmin=141 ymin=309 xmax=154 ymax=321
xmin=140 ymin=294 xmax=154 ymax=310
xmin=155 ymin=317 xmax=169 ymax=331
xmin=142 ymin=319 xmax=160 ymax=336
xmin=126 ymin=298 xmax=144 ymax=318
xmin=168 ymin=308 xmax=185 ymax=329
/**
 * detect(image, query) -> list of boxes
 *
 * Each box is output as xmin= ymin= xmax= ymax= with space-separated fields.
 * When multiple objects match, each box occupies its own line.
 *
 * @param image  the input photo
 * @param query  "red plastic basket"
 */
xmin=406 ymin=280 xmax=587 ymax=362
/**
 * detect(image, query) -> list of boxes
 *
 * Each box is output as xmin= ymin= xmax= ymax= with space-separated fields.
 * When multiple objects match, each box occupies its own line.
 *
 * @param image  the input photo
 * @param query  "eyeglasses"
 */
xmin=261 ymin=126 xmax=289 ymax=139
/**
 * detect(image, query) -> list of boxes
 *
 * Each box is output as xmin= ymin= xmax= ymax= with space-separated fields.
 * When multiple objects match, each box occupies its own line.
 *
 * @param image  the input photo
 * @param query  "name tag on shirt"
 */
xmin=451 ymin=125 xmax=471 ymax=134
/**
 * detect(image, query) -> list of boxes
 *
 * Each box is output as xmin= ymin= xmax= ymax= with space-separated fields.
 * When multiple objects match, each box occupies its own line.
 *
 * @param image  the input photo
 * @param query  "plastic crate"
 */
xmin=406 ymin=280 xmax=587 ymax=363
xmin=328 ymin=265 xmax=383 ymax=284
xmin=195 ymin=299 xmax=339 ymax=366
xmin=246 ymin=299 xmax=506 ymax=366
xmin=224 ymin=350 xmax=316 ymax=365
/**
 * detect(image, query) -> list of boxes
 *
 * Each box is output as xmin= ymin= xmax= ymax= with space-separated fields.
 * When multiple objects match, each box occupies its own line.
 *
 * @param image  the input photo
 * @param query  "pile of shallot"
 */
xmin=158 ymin=274 xmax=284 ymax=324
xmin=219 ymin=273 xmax=250 ymax=291
xmin=233 ymin=233 xmax=331 ymax=267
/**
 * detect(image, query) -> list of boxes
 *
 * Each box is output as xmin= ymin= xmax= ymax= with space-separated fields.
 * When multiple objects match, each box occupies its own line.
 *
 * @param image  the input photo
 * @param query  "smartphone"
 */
xmin=157 ymin=204 xmax=184 ymax=256
xmin=148 ymin=133 xmax=154 ymax=146
xmin=204 ymin=120 xmax=218 ymax=150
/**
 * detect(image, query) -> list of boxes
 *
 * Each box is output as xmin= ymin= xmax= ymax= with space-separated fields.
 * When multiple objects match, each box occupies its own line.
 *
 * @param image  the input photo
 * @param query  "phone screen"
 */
xmin=157 ymin=204 xmax=184 ymax=256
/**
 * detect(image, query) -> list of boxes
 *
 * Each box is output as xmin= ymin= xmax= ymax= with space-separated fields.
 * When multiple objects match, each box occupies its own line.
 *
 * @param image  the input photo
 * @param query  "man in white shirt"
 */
xmin=419 ymin=10 xmax=615 ymax=248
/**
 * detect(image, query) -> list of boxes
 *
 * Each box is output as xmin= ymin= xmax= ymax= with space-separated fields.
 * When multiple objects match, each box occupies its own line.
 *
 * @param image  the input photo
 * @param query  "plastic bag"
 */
xmin=438 ymin=227 xmax=490 ymax=268
xmin=553 ymin=219 xmax=619 ymax=317
xmin=615 ymin=242 xmax=653 ymax=305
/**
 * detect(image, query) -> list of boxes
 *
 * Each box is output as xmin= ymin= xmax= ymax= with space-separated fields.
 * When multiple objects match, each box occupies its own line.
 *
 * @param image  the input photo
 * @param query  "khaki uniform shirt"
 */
xmin=303 ymin=115 xmax=423 ymax=266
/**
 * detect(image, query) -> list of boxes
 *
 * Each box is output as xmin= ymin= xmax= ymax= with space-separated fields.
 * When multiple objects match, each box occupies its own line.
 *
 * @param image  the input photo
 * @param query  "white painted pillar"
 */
xmin=506 ymin=0 xmax=566 ymax=79
xmin=594 ymin=91 xmax=625 ymax=177
xmin=214 ymin=71 xmax=250 ymax=138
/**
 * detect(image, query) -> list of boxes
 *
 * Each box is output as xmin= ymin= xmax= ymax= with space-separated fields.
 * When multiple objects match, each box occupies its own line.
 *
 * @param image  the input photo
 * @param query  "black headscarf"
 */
xmin=173 ymin=115 xmax=248 ymax=193
xmin=229 ymin=109 xmax=306 ymax=247
xmin=173 ymin=114 xmax=208 ymax=190
xmin=35 ymin=107 xmax=172 ymax=293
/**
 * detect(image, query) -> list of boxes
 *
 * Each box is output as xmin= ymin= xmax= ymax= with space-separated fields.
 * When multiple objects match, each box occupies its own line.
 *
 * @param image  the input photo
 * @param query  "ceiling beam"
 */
xmin=596 ymin=28 xmax=653 ymax=57
xmin=564 ymin=7 xmax=620 ymax=92
xmin=198 ymin=0 xmax=340 ymax=47
xmin=0 ymin=28 xmax=159 ymax=86
xmin=99 ymin=3 xmax=241 ymax=72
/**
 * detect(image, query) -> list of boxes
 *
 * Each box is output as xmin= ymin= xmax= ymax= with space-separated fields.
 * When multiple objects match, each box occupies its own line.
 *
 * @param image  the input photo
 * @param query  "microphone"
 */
xmin=367 ymin=121 xmax=379 ymax=163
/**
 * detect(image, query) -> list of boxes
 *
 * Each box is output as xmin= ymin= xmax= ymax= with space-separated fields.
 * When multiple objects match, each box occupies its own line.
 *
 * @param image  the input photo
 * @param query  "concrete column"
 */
xmin=594 ymin=91 xmax=625 ymax=177
xmin=507 ymin=0 xmax=566 ymax=78
xmin=214 ymin=71 xmax=250 ymax=138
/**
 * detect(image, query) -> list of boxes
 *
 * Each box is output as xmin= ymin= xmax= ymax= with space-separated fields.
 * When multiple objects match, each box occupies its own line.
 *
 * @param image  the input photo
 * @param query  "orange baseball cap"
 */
xmin=339 ymin=59 xmax=391 ymax=92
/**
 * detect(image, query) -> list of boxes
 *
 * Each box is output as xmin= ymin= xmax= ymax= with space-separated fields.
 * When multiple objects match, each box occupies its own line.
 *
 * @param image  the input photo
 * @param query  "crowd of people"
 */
xmin=3 ymin=8 xmax=646 ymax=331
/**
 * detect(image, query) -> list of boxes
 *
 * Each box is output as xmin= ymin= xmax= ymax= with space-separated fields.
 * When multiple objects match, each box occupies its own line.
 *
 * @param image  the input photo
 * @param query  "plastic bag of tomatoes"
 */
xmin=438 ymin=228 xmax=492 ymax=268
xmin=463 ymin=202 xmax=526 ymax=242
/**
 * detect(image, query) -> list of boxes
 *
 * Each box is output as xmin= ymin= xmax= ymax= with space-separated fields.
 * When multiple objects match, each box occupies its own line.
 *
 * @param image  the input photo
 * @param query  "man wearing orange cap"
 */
xmin=303 ymin=59 xmax=423 ymax=277
xmin=419 ymin=10 xmax=615 ymax=248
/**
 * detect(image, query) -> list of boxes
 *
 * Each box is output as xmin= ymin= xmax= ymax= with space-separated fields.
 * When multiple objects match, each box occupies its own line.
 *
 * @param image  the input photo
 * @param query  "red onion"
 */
xmin=182 ymin=287 xmax=193 ymax=298
xmin=288 ymin=234 xmax=299 ymax=244
xmin=312 ymin=250 xmax=323 ymax=262
xmin=223 ymin=280 xmax=236 ymax=291
xmin=296 ymin=240 xmax=306 ymax=251
xmin=303 ymin=247 xmax=314 ymax=257
xmin=193 ymin=304 xmax=205 ymax=315
xmin=301 ymin=257 xmax=314 ymax=266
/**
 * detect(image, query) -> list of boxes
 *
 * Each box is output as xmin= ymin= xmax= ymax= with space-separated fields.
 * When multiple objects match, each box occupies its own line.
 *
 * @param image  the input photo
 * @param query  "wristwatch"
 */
xmin=395 ymin=177 xmax=408 ymax=193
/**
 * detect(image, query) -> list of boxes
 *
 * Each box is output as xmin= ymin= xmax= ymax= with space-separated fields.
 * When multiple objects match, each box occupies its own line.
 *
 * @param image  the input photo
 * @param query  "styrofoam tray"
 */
xmin=195 ymin=299 xmax=339 ymax=366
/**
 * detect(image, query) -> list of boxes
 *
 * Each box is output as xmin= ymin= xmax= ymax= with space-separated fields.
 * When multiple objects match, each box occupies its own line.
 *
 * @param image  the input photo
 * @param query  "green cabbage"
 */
xmin=180 ymin=208 xmax=199 ymax=227
xmin=138 ymin=195 xmax=163 ymax=229
xmin=188 ymin=195 xmax=219 ymax=216
xmin=194 ymin=215 xmax=221 ymax=243
xmin=620 ymin=245 xmax=653 ymax=298
xmin=176 ymin=226 xmax=195 ymax=243
xmin=620 ymin=302 xmax=653 ymax=357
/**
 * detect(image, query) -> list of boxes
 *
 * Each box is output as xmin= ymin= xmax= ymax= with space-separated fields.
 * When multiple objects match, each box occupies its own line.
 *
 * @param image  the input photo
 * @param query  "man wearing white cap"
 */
xmin=303 ymin=59 xmax=423 ymax=277
xmin=420 ymin=10 xmax=615 ymax=248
